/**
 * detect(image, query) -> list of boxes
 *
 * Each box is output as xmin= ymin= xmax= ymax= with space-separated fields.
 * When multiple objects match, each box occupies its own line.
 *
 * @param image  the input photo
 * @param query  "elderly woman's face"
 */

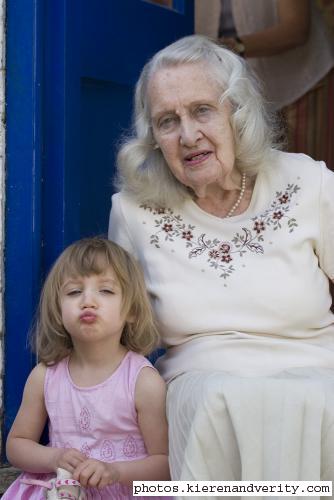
xmin=148 ymin=63 xmax=236 ymax=194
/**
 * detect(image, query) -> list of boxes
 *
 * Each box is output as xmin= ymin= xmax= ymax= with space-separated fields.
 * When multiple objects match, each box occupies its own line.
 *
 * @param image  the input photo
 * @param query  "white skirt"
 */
xmin=167 ymin=369 xmax=334 ymax=500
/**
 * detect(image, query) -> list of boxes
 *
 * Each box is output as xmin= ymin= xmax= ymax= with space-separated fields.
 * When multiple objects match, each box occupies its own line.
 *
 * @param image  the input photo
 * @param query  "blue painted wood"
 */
xmin=81 ymin=0 xmax=192 ymax=84
xmin=80 ymin=78 xmax=133 ymax=238
xmin=4 ymin=0 xmax=43 ymax=443
xmin=42 ymin=0 xmax=82 ymax=271
xmin=78 ymin=0 xmax=194 ymax=243
xmin=4 ymin=0 xmax=194 ymax=450
xmin=173 ymin=0 xmax=185 ymax=13
xmin=42 ymin=0 xmax=194 ymax=264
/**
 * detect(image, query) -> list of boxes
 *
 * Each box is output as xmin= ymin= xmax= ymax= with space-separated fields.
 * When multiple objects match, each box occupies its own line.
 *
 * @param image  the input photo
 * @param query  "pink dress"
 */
xmin=3 ymin=351 xmax=166 ymax=499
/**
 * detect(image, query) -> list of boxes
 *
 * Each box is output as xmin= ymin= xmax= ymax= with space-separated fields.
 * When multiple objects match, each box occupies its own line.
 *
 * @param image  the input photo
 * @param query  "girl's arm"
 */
xmin=72 ymin=367 xmax=170 ymax=488
xmin=118 ymin=366 xmax=170 ymax=483
xmin=221 ymin=0 xmax=310 ymax=58
xmin=6 ymin=363 xmax=85 ymax=473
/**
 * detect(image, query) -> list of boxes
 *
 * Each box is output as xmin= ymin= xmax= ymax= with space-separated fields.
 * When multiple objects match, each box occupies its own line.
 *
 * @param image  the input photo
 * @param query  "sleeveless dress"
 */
xmin=2 ymin=351 xmax=161 ymax=499
xmin=109 ymin=152 xmax=334 ymax=499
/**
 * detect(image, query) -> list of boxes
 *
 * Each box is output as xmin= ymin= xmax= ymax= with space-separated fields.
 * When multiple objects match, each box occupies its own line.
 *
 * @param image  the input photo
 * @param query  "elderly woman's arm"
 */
xmin=220 ymin=0 xmax=310 ymax=58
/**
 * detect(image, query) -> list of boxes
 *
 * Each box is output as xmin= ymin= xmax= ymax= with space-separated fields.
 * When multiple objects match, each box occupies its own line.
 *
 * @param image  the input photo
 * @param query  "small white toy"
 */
xmin=20 ymin=467 xmax=86 ymax=499
xmin=46 ymin=467 xmax=86 ymax=499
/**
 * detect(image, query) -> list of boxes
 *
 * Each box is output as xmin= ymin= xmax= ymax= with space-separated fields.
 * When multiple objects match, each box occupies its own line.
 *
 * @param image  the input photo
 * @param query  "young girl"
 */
xmin=3 ymin=238 xmax=170 ymax=499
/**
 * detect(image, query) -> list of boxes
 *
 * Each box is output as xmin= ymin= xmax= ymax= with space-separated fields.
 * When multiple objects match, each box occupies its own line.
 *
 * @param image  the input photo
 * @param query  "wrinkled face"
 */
xmin=148 ymin=63 xmax=236 ymax=194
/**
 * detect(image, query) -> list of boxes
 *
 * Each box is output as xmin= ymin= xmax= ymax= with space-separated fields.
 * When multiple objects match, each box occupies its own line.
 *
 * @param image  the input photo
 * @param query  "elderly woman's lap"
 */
xmin=167 ymin=369 xmax=334 ymax=484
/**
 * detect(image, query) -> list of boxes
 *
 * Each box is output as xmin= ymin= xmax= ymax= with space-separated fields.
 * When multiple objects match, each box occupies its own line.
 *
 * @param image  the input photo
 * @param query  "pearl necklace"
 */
xmin=225 ymin=172 xmax=246 ymax=218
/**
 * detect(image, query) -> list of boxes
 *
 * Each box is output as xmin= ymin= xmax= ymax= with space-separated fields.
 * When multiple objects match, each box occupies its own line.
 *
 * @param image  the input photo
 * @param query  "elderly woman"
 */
xmin=109 ymin=35 xmax=334 ymax=485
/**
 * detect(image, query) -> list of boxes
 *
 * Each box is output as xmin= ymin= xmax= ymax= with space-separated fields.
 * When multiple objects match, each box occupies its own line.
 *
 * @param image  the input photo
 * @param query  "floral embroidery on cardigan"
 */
xmin=140 ymin=183 xmax=300 ymax=279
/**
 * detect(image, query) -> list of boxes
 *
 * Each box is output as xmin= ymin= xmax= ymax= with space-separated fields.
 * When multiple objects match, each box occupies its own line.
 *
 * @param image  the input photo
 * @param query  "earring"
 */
xmin=153 ymin=143 xmax=160 ymax=150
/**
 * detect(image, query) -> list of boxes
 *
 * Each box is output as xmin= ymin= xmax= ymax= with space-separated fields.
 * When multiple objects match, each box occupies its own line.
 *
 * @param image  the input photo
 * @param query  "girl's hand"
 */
xmin=72 ymin=458 xmax=120 ymax=489
xmin=53 ymin=448 xmax=86 ymax=473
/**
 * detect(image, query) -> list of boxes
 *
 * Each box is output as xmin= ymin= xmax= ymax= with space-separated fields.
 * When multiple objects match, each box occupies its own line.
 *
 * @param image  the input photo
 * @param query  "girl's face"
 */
xmin=60 ymin=270 xmax=126 ymax=347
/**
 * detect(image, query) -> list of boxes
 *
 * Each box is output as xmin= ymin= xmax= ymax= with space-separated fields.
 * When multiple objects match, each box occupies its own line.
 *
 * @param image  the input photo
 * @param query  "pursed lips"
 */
xmin=80 ymin=311 xmax=97 ymax=324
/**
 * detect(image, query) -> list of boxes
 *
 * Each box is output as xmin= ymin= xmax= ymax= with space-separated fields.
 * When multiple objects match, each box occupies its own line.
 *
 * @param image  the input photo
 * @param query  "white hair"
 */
xmin=115 ymin=35 xmax=282 ymax=207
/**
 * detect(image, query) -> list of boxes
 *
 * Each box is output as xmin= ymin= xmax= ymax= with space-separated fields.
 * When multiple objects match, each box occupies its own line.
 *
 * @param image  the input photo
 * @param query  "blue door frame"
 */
xmin=4 ymin=0 xmax=83 ymax=446
xmin=4 ymin=0 xmax=44 ymax=443
xmin=4 ymin=0 xmax=194 ymax=456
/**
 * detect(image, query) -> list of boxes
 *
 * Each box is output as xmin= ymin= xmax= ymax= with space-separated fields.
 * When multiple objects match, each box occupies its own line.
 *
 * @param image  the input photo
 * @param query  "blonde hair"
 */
xmin=33 ymin=238 xmax=159 ymax=364
xmin=116 ymin=35 xmax=282 ymax=207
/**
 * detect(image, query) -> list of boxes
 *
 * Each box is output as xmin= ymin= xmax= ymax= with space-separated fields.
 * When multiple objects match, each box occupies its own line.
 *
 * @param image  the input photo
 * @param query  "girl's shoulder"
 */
xmin=22 ymin=362 xmax=48 ymax=400
xmin=43 ymin=357 xmax=69 ymax=395
xmin=134 ymin=360 xmax=167 ymax=412
xmin=30 ymin=362 xmax=47 ymax=377
xmin=27 ymin=362 xmax=47 ymax=384
xmin=125 ymin=352 xmax=165 ymax=390
xmin=122 ymin=351 xmax=155 ymax=381
xmin=118 ymin=351 xmax=162 ymax=401
xmin=127 ymin=350 xmax=154 ymax=366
